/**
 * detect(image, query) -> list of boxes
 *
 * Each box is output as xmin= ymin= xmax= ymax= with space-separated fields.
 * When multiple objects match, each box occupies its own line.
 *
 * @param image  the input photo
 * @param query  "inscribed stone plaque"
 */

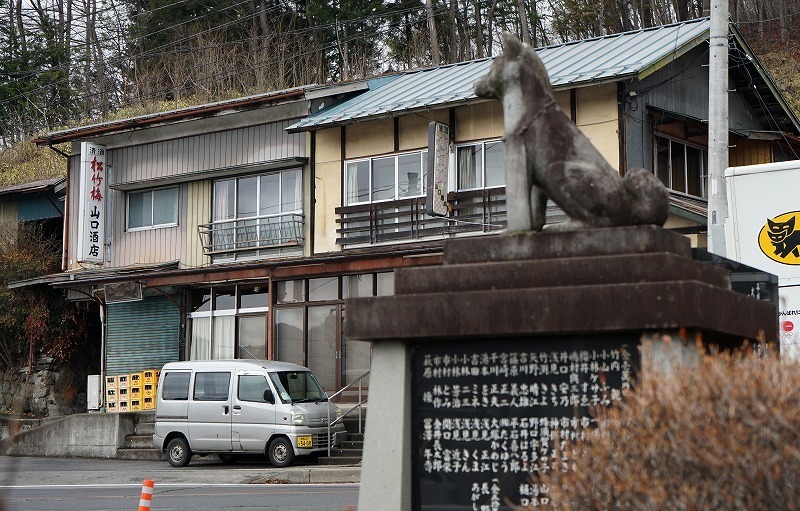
xmin=411 ymin=334 xmax=639 ymax=510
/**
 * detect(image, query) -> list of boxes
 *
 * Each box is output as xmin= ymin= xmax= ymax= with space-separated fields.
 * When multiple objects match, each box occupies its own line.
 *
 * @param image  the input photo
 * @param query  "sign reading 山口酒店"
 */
xmin=411 ymin=334 xmax=638 ymax=510
xmin=77 ymin=142 xmax=106 ymax=264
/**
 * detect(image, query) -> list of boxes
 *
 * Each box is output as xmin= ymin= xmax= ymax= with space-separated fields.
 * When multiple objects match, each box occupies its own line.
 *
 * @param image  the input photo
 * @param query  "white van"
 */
xmin=153 ymin=359 xmax=347 ymax=467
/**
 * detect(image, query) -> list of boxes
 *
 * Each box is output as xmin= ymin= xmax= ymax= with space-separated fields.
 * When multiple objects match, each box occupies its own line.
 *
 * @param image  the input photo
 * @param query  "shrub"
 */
xmin=535 ymin=342 xmax=800 ymax=511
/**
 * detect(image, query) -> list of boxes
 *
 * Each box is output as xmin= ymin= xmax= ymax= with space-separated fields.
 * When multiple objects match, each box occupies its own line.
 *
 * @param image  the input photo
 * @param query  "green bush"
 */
xmin=536 ymin=342 xmax=800 ymax=511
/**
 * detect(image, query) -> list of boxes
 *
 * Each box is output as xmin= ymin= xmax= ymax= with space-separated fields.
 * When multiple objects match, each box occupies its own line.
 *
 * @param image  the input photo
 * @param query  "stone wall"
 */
xmin=0 ymin=361 xmax=89 ymax=418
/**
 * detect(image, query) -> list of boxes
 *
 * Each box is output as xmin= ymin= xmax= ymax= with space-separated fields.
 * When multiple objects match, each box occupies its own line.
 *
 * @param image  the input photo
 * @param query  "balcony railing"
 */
xmin=198 ymin=213 xmax=304 ymax=256
xmin=335 ymin=188 xmax=507 ymax=246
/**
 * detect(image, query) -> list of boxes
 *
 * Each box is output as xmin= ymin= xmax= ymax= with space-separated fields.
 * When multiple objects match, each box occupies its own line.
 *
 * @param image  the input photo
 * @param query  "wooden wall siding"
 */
xmin=730 ymin=139 xmax=772 ymax=167
xmin=110 ymin=189 xmax=184 ymax=268
xmin=185 ymin=180 xmax=212 ymax=268
xmin=110 ymin=120 xmax=305 ymax=186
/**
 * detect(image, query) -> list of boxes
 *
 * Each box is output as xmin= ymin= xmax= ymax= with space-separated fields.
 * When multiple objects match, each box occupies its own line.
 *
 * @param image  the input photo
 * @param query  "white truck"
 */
xmin=725 ymin=160 xmax=800 ymax=359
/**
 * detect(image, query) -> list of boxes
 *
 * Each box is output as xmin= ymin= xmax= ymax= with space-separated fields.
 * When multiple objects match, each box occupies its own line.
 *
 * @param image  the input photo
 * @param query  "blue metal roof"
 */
xmin=289 ymin=19 xmax=712 ymax=132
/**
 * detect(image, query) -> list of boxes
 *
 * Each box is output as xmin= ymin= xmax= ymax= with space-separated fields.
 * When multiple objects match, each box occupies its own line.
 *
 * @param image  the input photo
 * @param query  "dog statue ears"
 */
xmin=502 ymin=32 xmax=524 ymax=59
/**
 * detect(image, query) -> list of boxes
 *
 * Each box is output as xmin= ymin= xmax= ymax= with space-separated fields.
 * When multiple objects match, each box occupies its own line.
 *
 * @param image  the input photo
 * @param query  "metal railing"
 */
xmin=334 ymin=188 xmax=507 ymax=246
xmin=197 ymin=212 xmax=304 ymax=255
xmin=326 ymin=370 xmax=370 ymax=457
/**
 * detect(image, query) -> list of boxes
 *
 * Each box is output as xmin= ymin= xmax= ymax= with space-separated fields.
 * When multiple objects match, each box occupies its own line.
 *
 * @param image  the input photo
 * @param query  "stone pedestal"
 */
xmin=349 ymin=226 xmax=776 ymax=511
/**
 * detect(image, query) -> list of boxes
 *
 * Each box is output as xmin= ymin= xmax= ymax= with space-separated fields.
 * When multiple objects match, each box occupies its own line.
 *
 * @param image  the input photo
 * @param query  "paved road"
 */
xmin=1 ymin=483 xmax=359 ymax=511
xmin=0 ymin=456 xmax=360 ymax=485
xmin=0 ymin=456 xmax=360 ymax=511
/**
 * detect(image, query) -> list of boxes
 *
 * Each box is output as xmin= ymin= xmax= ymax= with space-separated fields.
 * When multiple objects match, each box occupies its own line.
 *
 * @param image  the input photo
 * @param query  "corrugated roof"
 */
xmin=289 ymin=19 xmax=712 ymax=132
xmin=0 ymin=177 xmax=66 ymax=196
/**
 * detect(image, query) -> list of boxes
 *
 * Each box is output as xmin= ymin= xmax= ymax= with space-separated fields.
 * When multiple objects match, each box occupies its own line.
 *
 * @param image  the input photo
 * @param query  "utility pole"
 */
xmin=707 ymin=0 xmax=729 ymax=256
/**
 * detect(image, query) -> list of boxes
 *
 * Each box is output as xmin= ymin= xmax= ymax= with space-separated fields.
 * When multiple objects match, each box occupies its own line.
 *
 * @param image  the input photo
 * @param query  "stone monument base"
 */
xmin=349 ymin=226 xmax=776 ymax=511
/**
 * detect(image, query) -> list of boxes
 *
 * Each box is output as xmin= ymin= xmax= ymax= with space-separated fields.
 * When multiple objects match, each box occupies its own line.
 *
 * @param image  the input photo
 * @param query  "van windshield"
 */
xmin=269 ymin=371 xmax=328 ymax=403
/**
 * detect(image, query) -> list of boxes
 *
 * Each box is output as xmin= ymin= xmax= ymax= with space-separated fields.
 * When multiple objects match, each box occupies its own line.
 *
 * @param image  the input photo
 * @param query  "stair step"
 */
xmin=327 ymin=448 xmax=363 ymax=457
xmin=117 ymin=448 xmax=163 ymax=461
xmin=124 ymin=434 xmax=155 ymax=449
xmin=317 ymin=456 xmax=361 ymax=466
xmin=134 ymin=423 xmax=155 ymax=436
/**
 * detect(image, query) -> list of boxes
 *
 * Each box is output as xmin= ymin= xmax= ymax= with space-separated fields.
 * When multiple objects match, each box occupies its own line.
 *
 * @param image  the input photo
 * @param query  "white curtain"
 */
xmin=458 ymin=146 xmax=478 ymax=190
xmin=212 ymin=316 xmax=235 ymax=359
xmin=190 ymin=317 xmax=211 ymax=360
xmin=346 ymin=163 xmax=360 ymax=205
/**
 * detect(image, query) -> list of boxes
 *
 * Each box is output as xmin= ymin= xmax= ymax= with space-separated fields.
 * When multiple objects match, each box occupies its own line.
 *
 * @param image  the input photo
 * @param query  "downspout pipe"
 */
xmin=41 ymin=138 xmax=73 ymax=271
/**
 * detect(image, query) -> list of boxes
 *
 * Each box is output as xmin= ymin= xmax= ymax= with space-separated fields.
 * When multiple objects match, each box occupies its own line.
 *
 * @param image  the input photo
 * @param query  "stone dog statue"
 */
xmin=474 ymin=33 xmax=669 ymax=232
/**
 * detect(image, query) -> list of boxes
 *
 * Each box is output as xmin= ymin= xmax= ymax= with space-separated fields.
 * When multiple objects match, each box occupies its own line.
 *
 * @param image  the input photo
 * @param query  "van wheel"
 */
xmin=218 ymin=453 xmax=238 ymax=464
xmin=267 ymin=437 xmax=295 ymax=468
xmin=166 ymin=437 xmax=192 ymax=467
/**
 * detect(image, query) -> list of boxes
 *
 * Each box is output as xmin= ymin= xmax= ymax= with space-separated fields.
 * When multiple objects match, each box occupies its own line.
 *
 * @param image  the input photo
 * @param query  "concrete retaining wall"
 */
xmin=0 ymin=412 xmax=135 ymax=458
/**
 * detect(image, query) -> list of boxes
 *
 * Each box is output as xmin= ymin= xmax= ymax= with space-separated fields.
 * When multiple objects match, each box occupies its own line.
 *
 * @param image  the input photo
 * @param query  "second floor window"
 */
xmin=655 ymin=134 xmax=707 ymax=198
xmin=345 ymin=151 xmax=427 ymax=205
xmin=214 ymin=168 xmax=302 ymax=226
xmin=127 ymin=186 xmax=179 ymax=230
xmin=457 ymin=140 xmax=504 ymax=190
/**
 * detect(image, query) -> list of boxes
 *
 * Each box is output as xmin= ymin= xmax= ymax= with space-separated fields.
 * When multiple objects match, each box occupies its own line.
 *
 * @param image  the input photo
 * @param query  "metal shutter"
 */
xmin=106 ymin=295 xmax=181 ymax=375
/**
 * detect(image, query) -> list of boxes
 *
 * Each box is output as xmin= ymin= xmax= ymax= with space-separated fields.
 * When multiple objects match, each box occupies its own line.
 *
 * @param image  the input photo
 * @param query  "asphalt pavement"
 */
xmin=0 ymin=455 xmax=361 ymax=487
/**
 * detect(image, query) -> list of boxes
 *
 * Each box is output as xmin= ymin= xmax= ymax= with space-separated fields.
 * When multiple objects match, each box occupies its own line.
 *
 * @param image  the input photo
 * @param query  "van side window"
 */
xmin=161 ymin=371 xmax=191 ymax=400
xmin=238 ymin=375 xmax=270 ymax=402
xmin=193 ymin=372 xmax=231 ymax=401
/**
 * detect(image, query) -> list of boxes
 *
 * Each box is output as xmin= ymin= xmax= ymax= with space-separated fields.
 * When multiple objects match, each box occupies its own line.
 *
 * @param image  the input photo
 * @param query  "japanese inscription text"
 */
xmin=411 ymin=335 xmax=637 ymax=510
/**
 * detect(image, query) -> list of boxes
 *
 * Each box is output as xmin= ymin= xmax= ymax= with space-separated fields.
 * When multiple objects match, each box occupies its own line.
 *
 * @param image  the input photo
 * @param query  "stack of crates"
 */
xmin=104 ymin=370 xmax=160 ymax=413
xmin=143 ymin=369 xmax=160 ymax=410
xmin=129 ymin=372 xmax=143 ymax=411
xmin=117 ymin=374 xmax=130 ymax=412
xmin=105 ymin=375 xmax=118 ymax=413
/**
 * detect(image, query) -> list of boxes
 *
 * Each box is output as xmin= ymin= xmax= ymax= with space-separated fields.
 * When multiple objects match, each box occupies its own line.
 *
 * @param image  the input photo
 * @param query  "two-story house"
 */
xmin=19 ymin=18 xmax=800 ymax=405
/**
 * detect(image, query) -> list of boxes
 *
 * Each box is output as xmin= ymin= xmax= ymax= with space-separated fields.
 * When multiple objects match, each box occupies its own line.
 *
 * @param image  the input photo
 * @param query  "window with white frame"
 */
xmin=456 ymin=140 xmax=504 ymax=191
xmin=345 ymin=151 xmax=427 ymax=205
xmin=189 ymin=283 xmax=269 ymax=361
xmin=210 ymin=168 xmax=303 ymax=259
xmin=655 ymin=134 xmax=707 ymax=198
xmin=127 ymin=186 xmax=178 ymax=230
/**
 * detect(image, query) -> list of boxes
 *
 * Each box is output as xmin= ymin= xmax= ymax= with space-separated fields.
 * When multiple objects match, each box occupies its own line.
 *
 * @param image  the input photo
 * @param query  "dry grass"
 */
xmin=534 ymin=342 xmax=800 ymax=511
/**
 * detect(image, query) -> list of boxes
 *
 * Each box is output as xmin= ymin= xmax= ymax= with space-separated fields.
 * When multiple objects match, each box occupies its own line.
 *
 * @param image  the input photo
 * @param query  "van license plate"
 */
xmin=297 ymin=436 xmax=313 ymax=448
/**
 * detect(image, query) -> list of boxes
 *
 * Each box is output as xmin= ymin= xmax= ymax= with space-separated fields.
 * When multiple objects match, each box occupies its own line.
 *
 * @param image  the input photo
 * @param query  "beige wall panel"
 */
xmin=454 ymin=102 xmax=503 ymax=142
xmin=345 ymin=119 xmax=394 ymax=159
xmin=553 ymin=91 xmax=571 ymax=116
xmin=398 ymin=111 xmax=449 ymax=151
xmin=317 ymin=128 xmax=342 ymax=168
xmin=185 ymin=181 xmax=211 ymax=268
xmin=576 ymin=83 xmax=620 ymax=171
xmin=314 ymin=160 xmax=343 ymax=255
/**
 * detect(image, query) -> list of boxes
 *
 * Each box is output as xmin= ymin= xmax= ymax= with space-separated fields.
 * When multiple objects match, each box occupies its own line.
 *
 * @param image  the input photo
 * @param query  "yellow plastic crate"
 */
xmin=130 ymin=387 xmax=142 ymax=400
xmin=117 ymin=375 xmax=129 ymax=388
xmin=118 ymin=401 xmax=129 ymax=412
xmin=130 ymin=372 xmax=143 ymax=385
xmin=142 ymin=397 xmax=155 ymax=410
xmin=130 ymin=400 xmax=141 ymax=411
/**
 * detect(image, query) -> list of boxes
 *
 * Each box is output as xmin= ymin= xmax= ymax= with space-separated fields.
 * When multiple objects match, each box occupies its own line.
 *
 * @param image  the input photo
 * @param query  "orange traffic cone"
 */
xmin=138 ymin=479 xmax=155 ymax=510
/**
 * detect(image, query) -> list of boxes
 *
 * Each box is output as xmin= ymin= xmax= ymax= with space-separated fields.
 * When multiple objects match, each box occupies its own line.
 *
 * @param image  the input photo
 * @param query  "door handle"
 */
xmin=233 ymin=405 xmax=241 ymax=410
xmin=223 ymin=405 xmax=229 ymax=414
